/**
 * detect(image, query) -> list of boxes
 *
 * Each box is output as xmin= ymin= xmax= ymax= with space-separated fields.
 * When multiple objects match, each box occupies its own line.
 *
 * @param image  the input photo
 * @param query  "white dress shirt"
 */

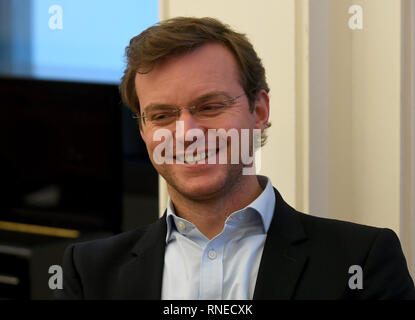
xmin=161 ymin=175 xmax=276 ymax=300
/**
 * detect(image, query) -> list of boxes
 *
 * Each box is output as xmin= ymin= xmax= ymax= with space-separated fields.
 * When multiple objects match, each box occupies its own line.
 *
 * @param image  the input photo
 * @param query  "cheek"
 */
xmin=141 ymin=131 xmax=156 ymax=157
xmin=145 ymin=139 xmax=162 ymax=161
xmin=143 ymin=130 xmax=174 ymax=165
xmin=223 ymin=115 xmax=255 ymax=131
xmin=228 ymin=106 xmax=255 ymax=124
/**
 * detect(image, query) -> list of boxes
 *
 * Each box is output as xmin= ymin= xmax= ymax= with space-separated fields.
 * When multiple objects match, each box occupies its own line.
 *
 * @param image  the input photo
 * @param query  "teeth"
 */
xmin=176 ymin=155 xmax=185 ymax=163
xmin=207 ymin=149 xmax=217 ymax=160
xmin=176 ymin=150 xmax=217 ymax=164
xmin=185 ymin=152 xmax=205 ymax=164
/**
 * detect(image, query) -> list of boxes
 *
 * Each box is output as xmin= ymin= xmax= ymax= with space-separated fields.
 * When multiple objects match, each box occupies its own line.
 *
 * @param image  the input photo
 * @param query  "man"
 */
xmin=57 ymin=17 xmax=415 ymax=299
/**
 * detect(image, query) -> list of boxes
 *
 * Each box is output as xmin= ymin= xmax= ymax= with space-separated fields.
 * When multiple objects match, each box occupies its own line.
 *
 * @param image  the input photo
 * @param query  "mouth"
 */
xmin=174 ymin=149 xmax=219 ymax=165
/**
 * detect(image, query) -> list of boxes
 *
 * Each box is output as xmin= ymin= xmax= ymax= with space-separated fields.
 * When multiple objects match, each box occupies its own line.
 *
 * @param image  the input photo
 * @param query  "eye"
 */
xmin=198 ymin=103 xmax=226 ymax=113
xmin=149 ymin=110 xmax=177 ymax=122
xmin=153 ymin=113 xmax=169 ymax=120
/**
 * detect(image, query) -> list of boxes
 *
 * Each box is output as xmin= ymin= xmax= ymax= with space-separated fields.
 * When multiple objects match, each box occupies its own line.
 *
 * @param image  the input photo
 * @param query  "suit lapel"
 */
xmin=113 ymin=188 xmax=309 ymax=300
xmin=253 ymin=189 xmax=309 ymax=300
xmin=114 ymin=215 xmax=167 ymax=299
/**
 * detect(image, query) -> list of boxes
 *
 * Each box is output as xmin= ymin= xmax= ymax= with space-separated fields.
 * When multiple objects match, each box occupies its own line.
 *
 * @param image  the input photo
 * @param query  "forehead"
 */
xmin=134 ymin=43 xmax=242 ymax=107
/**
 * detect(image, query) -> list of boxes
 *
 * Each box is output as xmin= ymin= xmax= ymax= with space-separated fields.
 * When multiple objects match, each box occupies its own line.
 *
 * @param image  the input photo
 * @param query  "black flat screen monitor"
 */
xmin=0 ymin=77 xmax=123 ymax=234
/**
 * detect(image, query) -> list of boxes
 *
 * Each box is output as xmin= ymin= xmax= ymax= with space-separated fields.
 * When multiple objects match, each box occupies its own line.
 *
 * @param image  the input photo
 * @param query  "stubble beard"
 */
xmin=160 ymin=162 xmax=245 ymax=203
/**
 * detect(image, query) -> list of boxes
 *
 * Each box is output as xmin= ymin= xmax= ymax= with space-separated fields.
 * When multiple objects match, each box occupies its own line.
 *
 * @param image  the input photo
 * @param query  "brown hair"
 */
xmin=120 ymin=16 xmax=271 ymax=145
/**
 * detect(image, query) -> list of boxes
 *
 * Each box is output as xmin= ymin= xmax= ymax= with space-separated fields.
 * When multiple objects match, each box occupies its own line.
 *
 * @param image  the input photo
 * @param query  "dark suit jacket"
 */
xmin=56 ymin=188 xmax=415 ymax=299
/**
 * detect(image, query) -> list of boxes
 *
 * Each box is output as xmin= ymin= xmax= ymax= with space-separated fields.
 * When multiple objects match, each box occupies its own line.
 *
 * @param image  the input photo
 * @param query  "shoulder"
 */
xmin=73 ymin=226 xmax=145 ymax=253
xmin=272 ymin=187 xmax=385 ymax=246
xmin=272 ymin=189 xmax=402 ymax=264
xmin=56 ymin=218 xmax=166 ymax=299
xmin=294 ymin=213 xmax=415 ymax=299
xmin=271 ymin=198 xmax=415 ymax=298
xmin=298 ymin=211 xmax=384 ymax=241
xmin=273 ymin=187 xmax=387 ymax=255
xmin=67 ymin=218 xmax=164 ymax=266
xmin=294 ymin=210 xmax=399 ymax=258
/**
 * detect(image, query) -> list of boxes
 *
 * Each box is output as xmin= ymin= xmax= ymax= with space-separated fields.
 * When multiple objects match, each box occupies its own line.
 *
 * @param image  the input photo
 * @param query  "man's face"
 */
xmin=135 ymin=43 xmax=269 ymax=201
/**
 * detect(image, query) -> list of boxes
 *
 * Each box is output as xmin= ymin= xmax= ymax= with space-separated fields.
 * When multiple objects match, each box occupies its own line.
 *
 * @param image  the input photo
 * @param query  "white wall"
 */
xmin=308 ymin=0 xmax=414 ymax=277
xmin=158 ymin=0 xmax=415 ymax=277
xmin=159 ymin=0 xmax=299 ymax=213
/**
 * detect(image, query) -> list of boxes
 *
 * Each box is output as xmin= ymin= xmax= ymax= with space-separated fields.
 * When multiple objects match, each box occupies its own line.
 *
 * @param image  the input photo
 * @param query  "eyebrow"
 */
xmin=142 ymin=91 xmax=232 ymax=114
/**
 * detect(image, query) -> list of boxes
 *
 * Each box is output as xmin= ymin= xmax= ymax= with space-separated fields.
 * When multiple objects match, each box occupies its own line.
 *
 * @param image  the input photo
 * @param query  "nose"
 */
xmin=175 ymin=109 xmax=206 ymax=150
xmin=178 ymin=108 xmax=201 ymax=133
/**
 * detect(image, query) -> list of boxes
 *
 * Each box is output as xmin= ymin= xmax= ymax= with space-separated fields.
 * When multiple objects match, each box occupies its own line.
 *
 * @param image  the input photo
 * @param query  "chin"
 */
xmin=162 ymin=164 xmax=243 ymax=201
xmin=171 ymin=175 xmax=226 ymax=200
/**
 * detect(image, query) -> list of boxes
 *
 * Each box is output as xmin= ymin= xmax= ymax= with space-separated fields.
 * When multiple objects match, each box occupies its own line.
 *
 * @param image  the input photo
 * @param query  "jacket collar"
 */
xmin=115 ymin=187 xmax=309 ymax=299
xmin=114 ymin=216 xmax=167 ymax=299
xmin=165 ymin=175 xmax=276 ymax=243
xmin=253 ymin=188 xmax=308 ymax=299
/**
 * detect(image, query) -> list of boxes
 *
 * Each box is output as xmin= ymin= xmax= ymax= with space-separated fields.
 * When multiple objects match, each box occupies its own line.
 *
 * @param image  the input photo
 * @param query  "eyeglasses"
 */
xmin=132 ymin=93 xmax=245 ymax=127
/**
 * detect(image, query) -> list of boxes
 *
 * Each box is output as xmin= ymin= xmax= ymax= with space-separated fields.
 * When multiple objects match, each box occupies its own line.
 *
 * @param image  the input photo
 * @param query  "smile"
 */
xmin=174 ymin=149 xmax=218 ymax=164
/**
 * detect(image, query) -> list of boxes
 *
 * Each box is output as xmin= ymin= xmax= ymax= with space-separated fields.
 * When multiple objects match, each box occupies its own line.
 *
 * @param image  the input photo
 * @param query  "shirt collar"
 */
xmin=165 ymin=175 xmax=275 ymax=243
xmin=165 ymin=198 xmax=178 ymax=243
xmin=246 ymin=175 xmax=275 ymax=233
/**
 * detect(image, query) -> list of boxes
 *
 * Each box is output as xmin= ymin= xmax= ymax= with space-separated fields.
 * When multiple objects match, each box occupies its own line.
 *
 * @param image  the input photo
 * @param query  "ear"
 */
xmin=253 ymin=89 xmax=270 ymax=132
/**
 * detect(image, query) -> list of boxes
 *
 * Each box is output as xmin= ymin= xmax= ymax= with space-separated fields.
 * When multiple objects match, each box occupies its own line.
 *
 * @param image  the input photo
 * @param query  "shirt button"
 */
xmin=208 ymin=249 xmax=217 ymax=260
xmin=177 ymin=221 xmax=186 ymax=231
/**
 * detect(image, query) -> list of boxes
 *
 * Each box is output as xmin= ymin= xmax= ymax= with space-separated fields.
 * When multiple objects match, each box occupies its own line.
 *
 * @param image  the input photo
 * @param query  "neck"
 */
xmin=167 ymin=175 xmax=263 ymax=239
